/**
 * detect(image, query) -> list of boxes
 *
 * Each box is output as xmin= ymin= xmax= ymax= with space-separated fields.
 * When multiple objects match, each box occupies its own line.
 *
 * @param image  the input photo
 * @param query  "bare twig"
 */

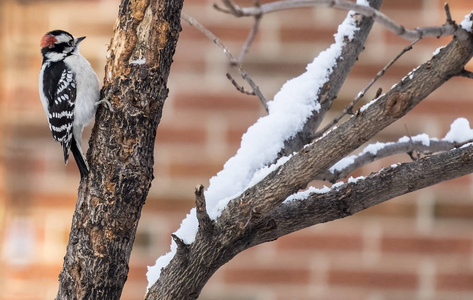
xmin=313 ymin=38 xmax=420 ymax=140
xmin=444 ymin=3 xmax=453 ymax=25
xmin=195 ymin=184 xmax=214 ymax=233
xmin=236 ymin=0 xmax=263 ymax=63
xmin=214 ymin=0 xmax=468 ymax=41
xmin=227 ymin=73 xmax=256 ymax=95
xmin=181 ymin=13 xmax=269 ymax=112
xmin=318 ymin=138 xmax=473 ymax=183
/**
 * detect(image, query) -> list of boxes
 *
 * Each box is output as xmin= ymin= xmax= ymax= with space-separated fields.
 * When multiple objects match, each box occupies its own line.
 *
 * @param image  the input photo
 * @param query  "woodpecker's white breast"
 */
xmin=64 ymin=53 xmax=100 ymax=128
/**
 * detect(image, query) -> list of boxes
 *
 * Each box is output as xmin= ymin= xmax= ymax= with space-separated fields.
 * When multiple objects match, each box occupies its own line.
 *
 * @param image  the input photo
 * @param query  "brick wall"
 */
xmin=1 ymin=0 xmax=473 ymax=299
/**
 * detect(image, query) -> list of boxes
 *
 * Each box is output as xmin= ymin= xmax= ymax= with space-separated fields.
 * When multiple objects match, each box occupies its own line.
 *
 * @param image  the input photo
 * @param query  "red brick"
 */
xmin=328 ymin=269 xmax=418 ymax=289
xmin=356 ymin=201 xmax=416 ymax=218
xmin=144 ymin=196 xmax=194 ymax=212
xmin=224 ymin=267 xmax=310 ymax=284
xmin=173 ymin=92 xmax=261 ymax=111
xmin=411 ymin=98 xmax=473 ymax=116
xmin=246 ymin=55 xmax=309 ymax=74
xmin=280 ymin=27 xmax=336 ymax=43
xmin=434 ymin=203 xmax=473 ymax=219
xmin=4 ymin=264 xmax=63 ymax=281
xmin=156 ymin=127 xmax=206 ymax=144
xmin=381 ymin=236 xmax=472 ymax=254
xmin=277 ymin=233 xmax=363 ymax=251
xmin=168 ymin=162 xmax=222 ymax=178
xmin=437 ymin=273 xmax=473 ymax=291
xmin=227 ymin=128 xmax=246 ymax=144
xmin=349 ymin=62 xmax=417 ymax=81
xmin=206 ymin=25 xmax=260 ymax=43
xmin=382 ymin=0 xmax=423 ymax=10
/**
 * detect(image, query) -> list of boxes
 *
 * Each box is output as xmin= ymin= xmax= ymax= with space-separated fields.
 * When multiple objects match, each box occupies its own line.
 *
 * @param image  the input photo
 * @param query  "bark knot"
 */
xmin=385 ymin=92 xmax=410 ymax=117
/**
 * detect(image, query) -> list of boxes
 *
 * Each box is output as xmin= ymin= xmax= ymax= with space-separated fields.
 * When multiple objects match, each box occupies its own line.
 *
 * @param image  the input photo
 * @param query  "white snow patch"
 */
xmin=443 ymin=118 xmax=473 ymax=143
xmin=330 ymin=155 xmax=356 ymax=173
xmin=356 ymin=0 xmax=370 ymax=6
xmin=247 ymin=155 xmax=292 ymax=188
xmin=130 ymin=58 xmax=146 ymax=65
xmin=348 ymin=175 xmax=365 ymax=183
xmin=146 ymin=242 xmax=176 ymax=290
xmin=397 ymin=133 xmax=433 ymax=146
xmin=433 ymin=46 xmax=445 ymax=56
xmin=461 ymin=13 xmax=473 ymax=32
xmin=284 ymin=186 xmax=330 ymax=202
xmin=412 ymin=133 xmax=431 ymax=146
xmin=360 ymin=91 xmax=386 ymax=113
xmin=146 ymin=208 xmax=199 ymax=289
xmin=364 ymin=142 xmax=388 ymax=155
xmin=285 ymin=176 xmax=365 ymax=203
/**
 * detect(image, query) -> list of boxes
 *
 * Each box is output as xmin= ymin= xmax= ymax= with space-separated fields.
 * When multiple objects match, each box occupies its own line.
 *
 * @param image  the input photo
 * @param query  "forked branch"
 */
xmin=181 ymin=13 xmax=268 ymax=112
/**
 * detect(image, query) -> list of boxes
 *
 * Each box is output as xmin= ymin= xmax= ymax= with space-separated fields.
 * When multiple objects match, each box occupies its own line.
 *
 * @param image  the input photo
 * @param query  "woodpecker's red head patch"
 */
xmin=40 ymin=34 xmax=57 ymax=48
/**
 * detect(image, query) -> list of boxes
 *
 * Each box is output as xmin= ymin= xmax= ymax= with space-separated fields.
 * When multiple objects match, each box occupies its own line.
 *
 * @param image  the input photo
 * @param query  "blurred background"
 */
xmin=2 ymin=0 xmax=473 ymax=299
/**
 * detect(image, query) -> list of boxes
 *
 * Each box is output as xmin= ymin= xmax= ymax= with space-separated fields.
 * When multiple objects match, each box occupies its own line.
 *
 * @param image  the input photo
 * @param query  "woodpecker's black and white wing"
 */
xmin=42 ymin=61 xmax=76 ymax=163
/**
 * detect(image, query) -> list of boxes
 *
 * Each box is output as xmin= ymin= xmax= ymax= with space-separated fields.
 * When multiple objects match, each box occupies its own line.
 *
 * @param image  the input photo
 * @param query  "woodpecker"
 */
xmin=39 ymin=30 xmax=102 ymax=179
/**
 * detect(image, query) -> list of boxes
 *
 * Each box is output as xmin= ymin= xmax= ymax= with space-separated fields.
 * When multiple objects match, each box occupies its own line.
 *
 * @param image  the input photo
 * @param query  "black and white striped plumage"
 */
xmin=39 ymin=30 xmax=100 ymax=178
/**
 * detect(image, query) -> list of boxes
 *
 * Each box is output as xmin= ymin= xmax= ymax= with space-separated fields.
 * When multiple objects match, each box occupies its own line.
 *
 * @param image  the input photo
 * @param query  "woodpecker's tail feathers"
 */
xmin=70 ymin=138 xmax=89 ymax=179
xmin=62 ymin=143 xmax=70 ymax=165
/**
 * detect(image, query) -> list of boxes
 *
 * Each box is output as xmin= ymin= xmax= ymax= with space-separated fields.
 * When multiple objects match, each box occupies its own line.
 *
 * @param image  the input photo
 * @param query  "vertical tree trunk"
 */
xmin=56 ymin=0 xmax=183 ymax=298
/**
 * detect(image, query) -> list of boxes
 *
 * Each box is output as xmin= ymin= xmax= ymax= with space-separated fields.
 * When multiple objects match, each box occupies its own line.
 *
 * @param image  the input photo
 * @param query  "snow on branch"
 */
xmin=215 ymin=0 xmax=470 ymax=41
xmin=249 ymin=143 xmax=473 ymax=244
xmin=147 ymin=6 xmax=367 ymax=286
xmin=147 ymin=3 xmax=473 ymax=294
xmin=320 ymin=118 xmax=473 ymax=182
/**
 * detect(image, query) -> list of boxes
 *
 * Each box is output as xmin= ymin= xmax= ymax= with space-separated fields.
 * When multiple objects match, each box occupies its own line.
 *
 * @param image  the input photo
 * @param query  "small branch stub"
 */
xmin=171 ymin=234 xmax=188 ymax=251
xmin=195 ymin=184 xmax=214 ymax=233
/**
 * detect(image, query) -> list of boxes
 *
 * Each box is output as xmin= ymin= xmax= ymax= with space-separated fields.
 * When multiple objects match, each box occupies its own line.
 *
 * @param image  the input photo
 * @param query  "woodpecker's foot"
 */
xmin=97 ymin=90 xmax=115 ymax=112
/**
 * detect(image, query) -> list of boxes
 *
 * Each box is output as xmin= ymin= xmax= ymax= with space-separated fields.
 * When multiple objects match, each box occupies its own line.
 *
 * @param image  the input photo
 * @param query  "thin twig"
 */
xmin=313 ymin=38 xmax=420 ymax=140
xmin=214 ymin=0 xmax=468 ymax=41
xmin=181 ymin=13 xmax=269 ymax=112
xmin=318 ymin=138 xmax=473 ymax=183
xmin=227 ymin=73 xmax=256 ymax=95
xmin=444 ymin=3 xmax=453 ymax=25
xmin=236 ymin=0 xmax=263 ymax=63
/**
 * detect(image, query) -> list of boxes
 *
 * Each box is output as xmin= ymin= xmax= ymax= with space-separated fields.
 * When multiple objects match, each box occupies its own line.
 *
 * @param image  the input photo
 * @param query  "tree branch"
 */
xmin=236 ymin=0 xmax=262 ymax=63
xmin=319 ymin=137 xmax=473 ymax=182
xmin=221 ymin=25 xmax=473 ymax=244
xmin=146 ymin=16 xmax=473 ymax=300
xmin=250 ymin=144 xmax=473 ymax=244
xmin=195 ymin=184 xmax=214 ymax=233
xmin=215 ymin=0 xmax=469 ymax=41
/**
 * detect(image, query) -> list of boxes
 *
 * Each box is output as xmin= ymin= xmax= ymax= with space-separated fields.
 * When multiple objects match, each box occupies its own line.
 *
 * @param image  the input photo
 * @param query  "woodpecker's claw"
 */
xmin=97 ymin=90 xmax=115 ymax=112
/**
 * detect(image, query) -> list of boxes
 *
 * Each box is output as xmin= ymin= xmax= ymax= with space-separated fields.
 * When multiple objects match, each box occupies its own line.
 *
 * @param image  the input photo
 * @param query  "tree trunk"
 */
xmin=56 ymin=0 xmax=183 ymax=298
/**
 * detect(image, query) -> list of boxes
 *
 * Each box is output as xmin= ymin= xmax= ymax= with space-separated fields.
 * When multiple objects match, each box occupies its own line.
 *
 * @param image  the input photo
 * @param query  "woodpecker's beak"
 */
xmin=76 ymin=36 xmax=86 ymax=44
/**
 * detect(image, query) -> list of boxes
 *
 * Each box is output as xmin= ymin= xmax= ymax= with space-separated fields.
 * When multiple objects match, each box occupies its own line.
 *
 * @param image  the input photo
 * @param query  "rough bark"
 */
xmin=56 ymin=0 xmax=183 ymax=299
xmin=146 ymin=28 xmax=473 ymax=299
